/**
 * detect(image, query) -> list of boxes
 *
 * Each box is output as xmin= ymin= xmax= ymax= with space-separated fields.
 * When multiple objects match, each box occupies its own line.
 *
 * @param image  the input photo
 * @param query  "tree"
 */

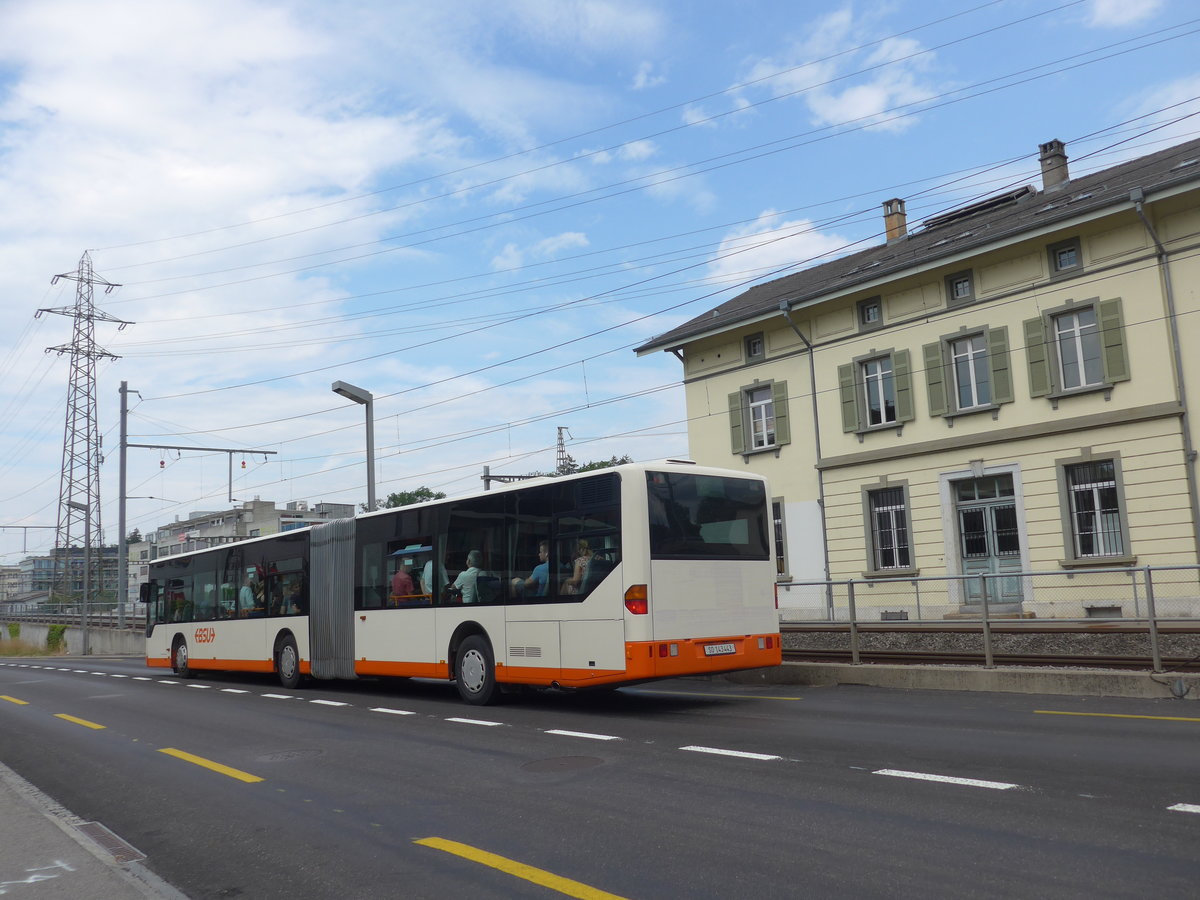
xmin=535 ymin=454 xmax=634 ymax=477
xmin=574 ymin=455 xmax=633 ymax=473
xmin=126 ymin=528 xmax=142 ymax=544
xmin=381 ymin=487 xmax=447 ymax=508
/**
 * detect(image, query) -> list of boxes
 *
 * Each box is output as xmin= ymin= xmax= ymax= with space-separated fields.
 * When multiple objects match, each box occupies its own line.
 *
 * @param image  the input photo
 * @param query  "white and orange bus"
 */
xmin=141 ymin=460 xmax=781 ymax=704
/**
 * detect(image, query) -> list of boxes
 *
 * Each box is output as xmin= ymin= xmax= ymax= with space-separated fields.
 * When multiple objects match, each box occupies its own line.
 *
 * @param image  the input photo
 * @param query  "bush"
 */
xmin=6 ymin=623 xmax=18 ymax=640
xmin=46 ymin=624 xmax=67 ymax=652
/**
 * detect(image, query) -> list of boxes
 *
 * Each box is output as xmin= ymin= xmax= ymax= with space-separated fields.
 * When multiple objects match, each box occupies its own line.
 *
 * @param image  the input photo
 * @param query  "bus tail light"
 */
xmin=624 ymin=585 xmax=648 ymax=615
xmin=758 ymin=636 xmax=775 ymax=650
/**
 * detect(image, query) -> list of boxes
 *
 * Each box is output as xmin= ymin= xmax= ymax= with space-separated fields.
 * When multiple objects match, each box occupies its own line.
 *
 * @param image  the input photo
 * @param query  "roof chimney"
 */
xmin=1039 ymin=139 xmax=1069 ymax=192
xmin=882 ymin=198 xmax=907 ymax=242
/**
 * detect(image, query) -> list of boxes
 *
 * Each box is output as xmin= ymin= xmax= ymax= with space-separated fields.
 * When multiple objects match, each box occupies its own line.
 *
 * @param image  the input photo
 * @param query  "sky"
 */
xmin=0 ymin=0 xmax=1196 ymax=563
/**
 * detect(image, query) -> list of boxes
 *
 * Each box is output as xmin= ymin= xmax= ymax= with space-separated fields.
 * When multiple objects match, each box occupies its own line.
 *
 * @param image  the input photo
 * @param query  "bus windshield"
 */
xmin=646 ymin=471 xmax=770 ymax=560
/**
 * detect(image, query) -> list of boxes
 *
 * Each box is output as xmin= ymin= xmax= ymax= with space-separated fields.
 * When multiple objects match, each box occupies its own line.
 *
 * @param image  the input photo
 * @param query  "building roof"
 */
xmin=636 ymin=136 xmax=1200 ymax=354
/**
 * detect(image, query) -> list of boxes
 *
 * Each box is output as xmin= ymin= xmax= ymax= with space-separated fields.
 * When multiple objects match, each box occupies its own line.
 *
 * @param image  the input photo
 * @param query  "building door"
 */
xmin=955 ymin=475 xmax=1023 ymax=607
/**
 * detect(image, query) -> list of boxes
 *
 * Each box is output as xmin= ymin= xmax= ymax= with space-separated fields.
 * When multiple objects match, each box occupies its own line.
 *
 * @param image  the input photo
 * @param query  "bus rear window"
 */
xmin=647 ymin=472 xmax=770 ymax=560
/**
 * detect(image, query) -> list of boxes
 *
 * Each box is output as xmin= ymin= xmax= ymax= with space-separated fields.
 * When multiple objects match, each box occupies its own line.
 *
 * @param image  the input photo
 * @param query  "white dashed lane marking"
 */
xmin=310 ymin=699 xmax=350 ymax=707
xmin=446 ymin=717 xmax=504 ymax=727
xmin=680 ymin=745 xmax=781 ymax=761
xmin=546 ymin=729 xmax=622 ymax=741
xmin=1168 ymin=803 xmax=1200 ymax=814
xmin=873 ymin=769 xmax=1020 ymax=791
xmin=370 ymin=707 xmax=416 ymax=716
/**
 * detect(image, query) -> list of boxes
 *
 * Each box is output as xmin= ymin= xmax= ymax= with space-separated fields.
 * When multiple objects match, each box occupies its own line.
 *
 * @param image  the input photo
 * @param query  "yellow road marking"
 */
xmin=629 ymin=688 xmax=804 ymax=701
xmin=1035 ymin=709 xmax=1200 ymax=723
xmin=54 ymin=713 xmax=105 ymax=730
xmin=158 ymin=748 xmax=264 ymax=783
xmin=1 ymin=695 xmax=29 ymax=705
xmin=416 ymin=837 xmax=629 ymax=900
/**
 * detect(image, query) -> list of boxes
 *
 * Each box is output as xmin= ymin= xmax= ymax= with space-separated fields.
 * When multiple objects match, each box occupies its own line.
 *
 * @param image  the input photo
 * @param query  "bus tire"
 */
xmin=455 ymin=635 xmax=497 ymax=705
xmin=277 ymin=636 xmax=302 ymax=690
xmin=172 ymin=637 xmax=191 ymax=679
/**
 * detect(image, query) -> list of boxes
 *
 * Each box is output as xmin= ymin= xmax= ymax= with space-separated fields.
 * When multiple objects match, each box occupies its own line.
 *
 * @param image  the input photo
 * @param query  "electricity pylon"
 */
xmin=36 ymin=251 xmax=133 ymax=612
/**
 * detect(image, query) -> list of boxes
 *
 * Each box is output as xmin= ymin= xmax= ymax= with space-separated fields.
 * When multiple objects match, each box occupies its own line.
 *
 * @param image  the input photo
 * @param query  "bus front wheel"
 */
xmin=277 ymin=637 xmax=302 ymax=690
xmin=172 ymin=638 xmax=191 ymax=678
xmin=455 ymin=635 xmax=497 ymax=705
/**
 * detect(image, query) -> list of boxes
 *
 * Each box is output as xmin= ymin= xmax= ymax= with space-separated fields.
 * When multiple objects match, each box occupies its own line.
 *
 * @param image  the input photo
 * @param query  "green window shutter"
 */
xmin=1024 ymin=316 xmax=1051 ymax=397
xmin=923 ymin=341 xmax=947 ymax=417
xmin=988 ymin=326 xmax=1013 ymax=404
xmin=727 ymin=391 xmax=745 ymax=454
xmin=1098 ymin=298 xmax=1130 ymax=383
xmin=771 ymin=380 xmax=790 ymax=447
xmin=838 ymin=364 xmax=859 ymax=433
xmin=893 ymin=349 xmax=914 ymax=422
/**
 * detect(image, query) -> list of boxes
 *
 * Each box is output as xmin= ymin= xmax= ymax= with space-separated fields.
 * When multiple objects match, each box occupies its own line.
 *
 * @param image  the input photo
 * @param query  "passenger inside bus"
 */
xmin=511 ymin=540 xmax=550 ymax=598
xmin=449 ymin=550 xmax=485 ymax=603
xmin=560 ymin=539 xmax=593 ymax=595
xmin=240 ymin=573 xmax=263 ymax=617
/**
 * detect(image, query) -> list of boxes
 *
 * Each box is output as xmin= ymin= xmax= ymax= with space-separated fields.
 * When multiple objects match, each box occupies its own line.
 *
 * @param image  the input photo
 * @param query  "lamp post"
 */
xmin=331 ymin=380 xmax=376 ymax=511
xmin=66 ymin=499 xmax=90 ymax=656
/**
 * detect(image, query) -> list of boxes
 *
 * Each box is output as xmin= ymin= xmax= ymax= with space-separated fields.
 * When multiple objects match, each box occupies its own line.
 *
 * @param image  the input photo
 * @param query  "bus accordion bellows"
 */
xmin=140 ymin=460 xmax=782 ymax=704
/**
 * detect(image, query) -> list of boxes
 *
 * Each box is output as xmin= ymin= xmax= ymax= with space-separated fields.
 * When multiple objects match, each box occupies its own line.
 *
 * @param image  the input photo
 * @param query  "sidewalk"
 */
xmin=0 ymin=761 xmax=185 ymax=900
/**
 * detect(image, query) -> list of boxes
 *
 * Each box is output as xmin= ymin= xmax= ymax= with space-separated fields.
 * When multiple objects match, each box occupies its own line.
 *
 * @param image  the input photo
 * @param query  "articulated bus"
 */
xmin=141 ymin=460 xmax=781 ymax=704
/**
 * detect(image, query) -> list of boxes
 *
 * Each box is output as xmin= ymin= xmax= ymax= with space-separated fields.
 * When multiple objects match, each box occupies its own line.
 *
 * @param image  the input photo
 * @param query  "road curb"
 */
xmin=721 ymin=661 xmax=1200 ymax=701
xmin=0 ymin=760 xmax=187 ymax=900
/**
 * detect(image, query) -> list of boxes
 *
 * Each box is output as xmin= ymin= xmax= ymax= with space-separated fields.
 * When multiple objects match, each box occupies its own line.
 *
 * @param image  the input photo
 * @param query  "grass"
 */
xmin=0 ymin=638 xmax=59 ymax=657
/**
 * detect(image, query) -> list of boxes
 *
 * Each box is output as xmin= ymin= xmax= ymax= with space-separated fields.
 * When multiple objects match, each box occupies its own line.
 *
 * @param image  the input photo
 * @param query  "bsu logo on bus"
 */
xmin=194 ymin=627 xmax=216 ymax=644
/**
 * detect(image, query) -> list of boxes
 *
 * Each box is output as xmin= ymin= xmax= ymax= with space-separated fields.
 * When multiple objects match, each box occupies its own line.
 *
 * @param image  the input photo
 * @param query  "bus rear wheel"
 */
xmin=455 ymin=635 xmax=497 ymax=705
xmin=277 ymin=637 xmax=302 ymax=690
xmin=172 ymin=638 xmax=191 ymax=678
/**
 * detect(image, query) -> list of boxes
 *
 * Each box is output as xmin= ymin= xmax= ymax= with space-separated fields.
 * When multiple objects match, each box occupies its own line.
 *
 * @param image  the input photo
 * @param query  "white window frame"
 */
xmin=1066 ymin=460 xmax=1124 ymax=559
xmin=747 ymin=385 xmax=775 ymax=449
xmin=868 ymin=486 xmax=911 ymax=572
xmin=949 ymin=334 xmax=991 ymax=410
xmin=861 ymin=356 xmax=896 ymax=426
xmin=1053 ymin=307 xmax=1103 ymax=390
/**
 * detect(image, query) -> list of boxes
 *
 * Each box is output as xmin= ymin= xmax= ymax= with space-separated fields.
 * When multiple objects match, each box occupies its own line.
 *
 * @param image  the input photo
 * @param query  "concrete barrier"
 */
xmin=724 ymin=661 xmax=1200 ymax=701
xmin=0 ymin=622 xmax=144 ymax=656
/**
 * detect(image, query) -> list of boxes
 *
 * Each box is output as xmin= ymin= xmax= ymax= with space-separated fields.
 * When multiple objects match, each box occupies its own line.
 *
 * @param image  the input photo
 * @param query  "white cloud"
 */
xmin=1086 ymin=0 xmax=1163 ymax=27
xmin=735 ymin=9 xmax=944 ymax=133
xmin=633 ymin=61 xmax=667 ymax=91
xmin=619 ymin=140 xmax=658 ymax=162
xmin=707 ymin=211 xmax=850 ymax=285
xmin=534 ymin=232 xmax=590 ymax=257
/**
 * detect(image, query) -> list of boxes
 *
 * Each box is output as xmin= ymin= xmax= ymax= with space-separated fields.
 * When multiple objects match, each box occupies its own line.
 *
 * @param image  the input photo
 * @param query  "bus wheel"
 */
xmin=277 ymin=637 xmax=302 ymax=690
xmin=172 ymin=638 xmax=191 ymax=679
xmin=455 ymin=635 xmax=497 ymax=705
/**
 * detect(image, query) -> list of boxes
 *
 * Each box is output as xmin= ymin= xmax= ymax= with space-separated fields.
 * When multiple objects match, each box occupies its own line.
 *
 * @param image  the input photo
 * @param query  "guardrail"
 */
xmin=2 ymin=611 xmax=146 ymax=631
xmin=777 ymin=565 xmax=1200 ymax=674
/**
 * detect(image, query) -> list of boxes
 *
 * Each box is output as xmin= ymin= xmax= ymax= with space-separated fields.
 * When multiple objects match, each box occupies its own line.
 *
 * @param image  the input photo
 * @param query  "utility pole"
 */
xmin=37 ymin=252 xmax=132 ymax=627
xmin=118 ymin=383 xmax=277 ymax=617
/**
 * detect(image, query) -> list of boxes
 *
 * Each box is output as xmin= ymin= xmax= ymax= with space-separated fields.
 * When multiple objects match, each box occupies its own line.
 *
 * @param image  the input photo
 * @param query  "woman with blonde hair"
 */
xmin=560 ymin=539 xmax=592 ymax=595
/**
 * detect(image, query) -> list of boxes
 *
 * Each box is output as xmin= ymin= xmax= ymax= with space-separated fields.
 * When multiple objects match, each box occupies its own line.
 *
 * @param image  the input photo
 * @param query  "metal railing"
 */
xmin=776 ymin=565 xmax=1200 ymax=674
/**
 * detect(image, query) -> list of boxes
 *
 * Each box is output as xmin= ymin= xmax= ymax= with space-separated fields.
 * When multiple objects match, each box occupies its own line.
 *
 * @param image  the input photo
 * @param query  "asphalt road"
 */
xmin=1 ymin=657 xmax=1198 ymax=899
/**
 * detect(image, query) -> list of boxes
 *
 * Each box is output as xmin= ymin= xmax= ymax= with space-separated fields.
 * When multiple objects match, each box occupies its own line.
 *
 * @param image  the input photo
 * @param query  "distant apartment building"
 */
xmin=152 ymin=499 xmax=355 ymax=558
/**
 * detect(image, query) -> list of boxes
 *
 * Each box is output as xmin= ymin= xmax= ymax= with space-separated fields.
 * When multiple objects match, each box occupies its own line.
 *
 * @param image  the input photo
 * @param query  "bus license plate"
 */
xmin=703 ymin=642 xmax=736 ymax=657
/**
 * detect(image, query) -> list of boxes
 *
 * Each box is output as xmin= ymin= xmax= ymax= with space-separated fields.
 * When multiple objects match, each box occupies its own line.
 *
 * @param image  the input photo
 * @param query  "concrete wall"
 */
xmin=1 ymin=622 xmax=144 ymax=656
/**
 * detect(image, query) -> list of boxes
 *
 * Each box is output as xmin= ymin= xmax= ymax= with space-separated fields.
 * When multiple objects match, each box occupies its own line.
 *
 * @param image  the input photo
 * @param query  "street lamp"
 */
xmin=65 ymin=499 xmax=90 ymax=656
xmin=331 ymin=380 xmax=376 ymax=511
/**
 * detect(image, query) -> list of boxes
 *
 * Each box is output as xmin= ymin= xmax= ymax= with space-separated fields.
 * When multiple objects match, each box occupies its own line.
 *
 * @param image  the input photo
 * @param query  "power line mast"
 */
xmin=555 ymin=426 xmax=574 ymax=475
xmin=36 ymin=251 xmax=132 ymax=622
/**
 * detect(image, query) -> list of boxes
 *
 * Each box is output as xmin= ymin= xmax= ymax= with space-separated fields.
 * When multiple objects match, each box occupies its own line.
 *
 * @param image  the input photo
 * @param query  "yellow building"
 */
xmin=637 ymin=137 xmax=1200 ymax=619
